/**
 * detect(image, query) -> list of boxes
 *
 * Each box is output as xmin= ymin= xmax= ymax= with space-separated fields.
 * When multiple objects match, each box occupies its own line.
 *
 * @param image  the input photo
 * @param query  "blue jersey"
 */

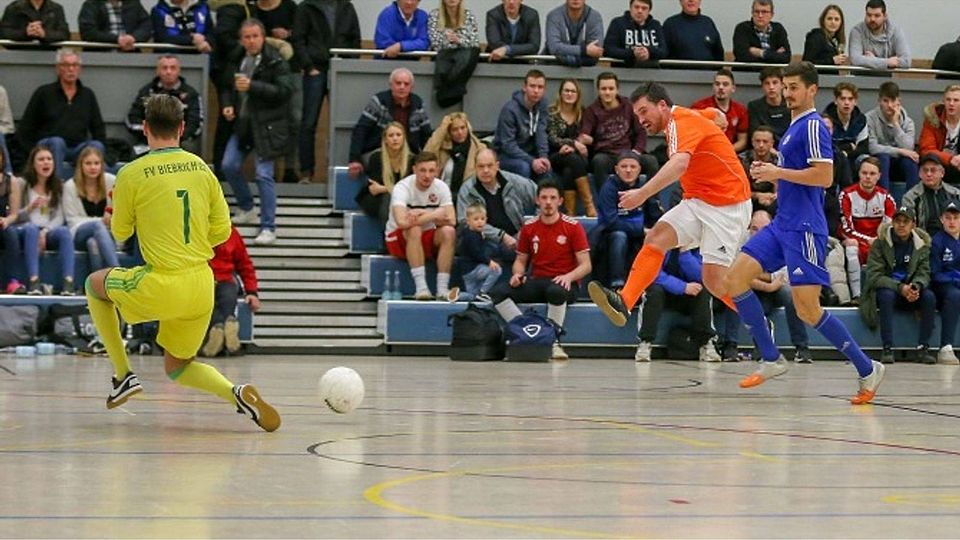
xmin=772 ymin=109 xmax=833 ymax=235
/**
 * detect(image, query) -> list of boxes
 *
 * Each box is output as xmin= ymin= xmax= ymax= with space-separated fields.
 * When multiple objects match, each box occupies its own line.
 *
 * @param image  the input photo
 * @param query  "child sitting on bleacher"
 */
xmin=448 ymin=204 xmax=502 ymax=303
xmin=201 ymin=226 xmax=260 ymax=357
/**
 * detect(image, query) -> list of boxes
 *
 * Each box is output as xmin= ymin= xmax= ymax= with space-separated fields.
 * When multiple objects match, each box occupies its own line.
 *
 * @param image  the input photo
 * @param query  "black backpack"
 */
xmin=448 ymin=303 xmax=504 ymax=361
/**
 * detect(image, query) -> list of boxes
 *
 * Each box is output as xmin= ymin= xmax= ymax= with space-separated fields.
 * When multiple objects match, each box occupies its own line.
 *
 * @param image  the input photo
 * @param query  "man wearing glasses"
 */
xmin=733 ymin=0 xmax=791 ymax=64
xmin=18 ymin=48 xmax=107 ymax=179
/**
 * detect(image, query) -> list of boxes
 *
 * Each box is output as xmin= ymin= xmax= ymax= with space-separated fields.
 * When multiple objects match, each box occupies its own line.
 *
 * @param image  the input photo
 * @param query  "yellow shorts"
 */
xmin=105 ymin=264 xmax=214 ymax=359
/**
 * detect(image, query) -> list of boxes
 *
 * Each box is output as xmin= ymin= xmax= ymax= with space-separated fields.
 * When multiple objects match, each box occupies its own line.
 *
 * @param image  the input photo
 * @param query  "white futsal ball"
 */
xmin=319 ymin=367 xmax=365 ymax=414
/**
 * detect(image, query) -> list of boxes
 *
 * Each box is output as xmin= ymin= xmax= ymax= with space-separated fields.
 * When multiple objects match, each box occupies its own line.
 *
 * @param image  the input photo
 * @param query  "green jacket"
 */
xmin=859 ymin=222 xmax=931 ymax=329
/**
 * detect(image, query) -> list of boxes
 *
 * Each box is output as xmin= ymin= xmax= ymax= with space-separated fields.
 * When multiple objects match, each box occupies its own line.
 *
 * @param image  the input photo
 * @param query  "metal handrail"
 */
xmin=329 ymin=48 xmax=960 ymax=77
xmin=0 ymin=39 xmax=200 ymax=52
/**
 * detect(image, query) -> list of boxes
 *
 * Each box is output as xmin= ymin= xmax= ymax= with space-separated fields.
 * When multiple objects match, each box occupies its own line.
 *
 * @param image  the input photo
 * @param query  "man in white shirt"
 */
xmin=385 ymin=151 xmax=457 ymax=300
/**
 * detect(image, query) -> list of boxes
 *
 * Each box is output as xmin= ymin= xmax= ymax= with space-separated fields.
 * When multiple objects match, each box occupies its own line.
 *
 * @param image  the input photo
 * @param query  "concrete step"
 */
xmin=242 ymin=245 xmax=349 ymax=257
xmin=258 ymin=301 xmax=377 ymax=315
xmin=254 ymin=326 xmax=380 ymax=337
xmin=257 ymin=314 xmax=376 ymax=327
xmin=257 ymin=290 xmax=368 ymax=302
xmin=246 ymin=250 xmax=360 ymax=266
xmin=256 ymin=269 xmax=360 ymax=282
xmin=249 ymin=254 xmax=360 ymax=270
xmin=236 ymin=226 xmax=343 ymax=239
xmin=253 ymin=260 xmax=362 ymax=274
xmin=244 ymin=238 xmax=347 ymax=248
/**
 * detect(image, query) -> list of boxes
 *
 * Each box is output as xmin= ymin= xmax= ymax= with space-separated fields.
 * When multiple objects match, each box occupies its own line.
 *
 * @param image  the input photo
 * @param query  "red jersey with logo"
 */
xmin=517 ymin=215 xmax=590 ymax=278
xmin=691 ymin=95 xmax=749 ymax=145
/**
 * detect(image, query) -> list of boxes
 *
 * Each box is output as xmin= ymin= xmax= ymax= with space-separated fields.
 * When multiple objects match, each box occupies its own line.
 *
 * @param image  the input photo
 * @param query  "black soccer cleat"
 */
xmin=107 ymin=371 xmax=143 ymax=409
xmin=588 ymin=281 xmax=629 ymax=327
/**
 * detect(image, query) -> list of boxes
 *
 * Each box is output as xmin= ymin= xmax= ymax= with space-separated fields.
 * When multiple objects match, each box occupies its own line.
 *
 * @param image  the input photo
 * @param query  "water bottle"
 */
xmin=392 ymin=270 xmax=403 ymax=300
xmin=382 ymin=270 xmax=393 ymax=301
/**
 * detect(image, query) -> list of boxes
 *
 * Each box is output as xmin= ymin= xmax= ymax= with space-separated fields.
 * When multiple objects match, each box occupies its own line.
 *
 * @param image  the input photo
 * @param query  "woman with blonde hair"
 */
xmin=63 ymin=145 xmax=119 ymax=273
xmin=356 ymin=122 xmax=413 ymax=225
xmin=547 ymin=78 xmax=594 ymax=216
xmin=802 ymin=4 xmax=848 ymax=66
xmin=428 ymin=0 xmax=480 ymax=51
xmin=424 ymin=112 xmax=486 ymax=197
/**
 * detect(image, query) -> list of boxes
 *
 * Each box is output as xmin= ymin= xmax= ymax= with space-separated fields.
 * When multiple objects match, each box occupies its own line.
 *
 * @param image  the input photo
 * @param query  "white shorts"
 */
xmin=660 ymin=198 xmax=752 ymax=266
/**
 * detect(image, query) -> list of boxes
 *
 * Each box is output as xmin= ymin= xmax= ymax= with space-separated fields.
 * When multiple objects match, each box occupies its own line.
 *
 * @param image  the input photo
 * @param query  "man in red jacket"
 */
xmin=203 ymin=226 xmax=261 ymax=357
xmin=920 ymin=84 xmax=960 ymax=185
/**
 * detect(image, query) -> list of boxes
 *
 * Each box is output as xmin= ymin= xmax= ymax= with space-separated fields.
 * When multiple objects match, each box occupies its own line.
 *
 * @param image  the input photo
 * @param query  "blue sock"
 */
xmin=814 ymin=311 xmax=873 ymax=377
xmin=733 ymin=290 xmax=780 ymax=362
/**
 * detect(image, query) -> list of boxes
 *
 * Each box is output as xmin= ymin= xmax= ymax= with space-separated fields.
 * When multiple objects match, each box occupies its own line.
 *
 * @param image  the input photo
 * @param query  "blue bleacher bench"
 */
xmin=380 ymin=300 xmax=952 ymax=352
xmin=331 ymin=166 xmax=363 ymax=212
xmin=0 ymin=252 xmax=254 ymax=343
xmin=346 ymin=212 xmax=386 ymax=254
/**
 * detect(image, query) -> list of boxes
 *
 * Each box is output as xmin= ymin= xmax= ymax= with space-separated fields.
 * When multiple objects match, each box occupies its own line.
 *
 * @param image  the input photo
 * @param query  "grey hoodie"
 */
xmin=543 ymin=4 xmax=603 ymax=64
xmin=494 ymin=89 xmax=549 ymax=165
xmin=849 ymin=19 xmax=911 ymax=70
xmin=865 ymin=105 xmax=916 ymax=155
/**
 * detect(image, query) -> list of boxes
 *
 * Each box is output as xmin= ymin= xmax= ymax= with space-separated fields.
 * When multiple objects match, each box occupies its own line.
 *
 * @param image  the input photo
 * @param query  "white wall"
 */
xmin=1 ymin=0 xmax=956 ymax=60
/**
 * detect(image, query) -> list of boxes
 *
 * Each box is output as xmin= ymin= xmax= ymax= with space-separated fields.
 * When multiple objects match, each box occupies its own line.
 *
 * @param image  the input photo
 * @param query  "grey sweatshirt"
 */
xmin=865 ymin=106 xmax=916 ymax=155
xmin=849 ymin=20 xmax=911 ymax=69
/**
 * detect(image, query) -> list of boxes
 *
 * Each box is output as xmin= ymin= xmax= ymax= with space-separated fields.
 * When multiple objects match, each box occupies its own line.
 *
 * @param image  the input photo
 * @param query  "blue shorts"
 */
xmin=740 ymin=222 xmax=830 ymax=287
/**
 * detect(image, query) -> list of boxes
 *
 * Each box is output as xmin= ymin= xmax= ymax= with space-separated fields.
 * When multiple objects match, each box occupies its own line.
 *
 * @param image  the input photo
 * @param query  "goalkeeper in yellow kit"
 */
xmin=85 ymin=94 xmax=280 ymax=432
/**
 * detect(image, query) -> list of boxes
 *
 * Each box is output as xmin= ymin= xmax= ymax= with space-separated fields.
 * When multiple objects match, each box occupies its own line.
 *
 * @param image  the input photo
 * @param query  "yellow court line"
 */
xmin=365 ymin=462 xmax=645 ymax=540
xmin=595 ymin=419 xmax=720 ymax=448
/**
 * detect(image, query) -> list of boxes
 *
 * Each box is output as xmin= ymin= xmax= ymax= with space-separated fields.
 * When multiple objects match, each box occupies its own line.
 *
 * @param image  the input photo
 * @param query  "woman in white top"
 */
xmin=63 ymin=146 xmax=119 ymax=273
xmin=6 ymin=145 xmax=76 ymax=295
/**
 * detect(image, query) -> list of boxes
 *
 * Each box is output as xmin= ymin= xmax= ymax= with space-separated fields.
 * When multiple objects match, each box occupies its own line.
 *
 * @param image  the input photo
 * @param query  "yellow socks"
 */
xmin=85 ymin=283 xmax=131 ymax=379
xmin=168 ymin=361 xmax=236 ymax=403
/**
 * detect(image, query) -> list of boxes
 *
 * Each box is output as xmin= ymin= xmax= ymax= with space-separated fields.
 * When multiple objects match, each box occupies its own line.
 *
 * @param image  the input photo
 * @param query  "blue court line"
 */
xmin=1 ymin=512 xmax=960 ymax=521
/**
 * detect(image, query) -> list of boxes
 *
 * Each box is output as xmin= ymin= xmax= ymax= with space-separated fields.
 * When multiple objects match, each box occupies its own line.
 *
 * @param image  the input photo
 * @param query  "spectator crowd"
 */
xmin=2 ymin=0 xmax=960 ymax=362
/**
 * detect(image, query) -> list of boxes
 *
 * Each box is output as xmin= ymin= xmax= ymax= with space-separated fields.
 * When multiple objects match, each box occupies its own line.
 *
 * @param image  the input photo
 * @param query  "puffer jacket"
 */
xmin=859 ymin=222 xmax=931 ymax=329
xmin=920 ymin=102 xmax=959 ymax=168
xmin=220 ymin=43 xmax=295 ymax=160
xmin=824 ymin=236 xmax=851 ymax=304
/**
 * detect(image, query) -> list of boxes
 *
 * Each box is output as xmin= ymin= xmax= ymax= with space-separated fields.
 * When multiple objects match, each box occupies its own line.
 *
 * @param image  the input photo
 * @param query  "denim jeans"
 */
xmin=14 ymin=223 xmax=74 ymax=280
xmin=932 ymin=282 xmax=960 ymax=348
xmin=1 ymin=224 xmax=22 ymax=282
xmin=74 ymin=220 xmax=119 ymax=271
xmin=876 ymin=286 xmax=936 ymax=347
xmin=460 ymin=262 xmax=503 ymax=300
xmin=606 ymin=229 xmax=643 ymax=288
xmin=299 ymin=71 xmax=327 ymax=177
xmin=757 ymin=286 xmax=809 ymax=348
xmin=211 ymin=280 xmax=239 ymax=327
xmin=37 ymin=137 xmax=106 ymax=180
xmin=874 ymin=153 xmax=920 ymax=191
xmin=222 ymin=134 xmax=276 ymax=231
xmin=0 ymin=133 xmax=11 ymax=174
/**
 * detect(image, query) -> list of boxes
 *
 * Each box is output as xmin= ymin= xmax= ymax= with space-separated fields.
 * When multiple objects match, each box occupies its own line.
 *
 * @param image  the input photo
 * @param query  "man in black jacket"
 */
xmin=292 ymin=0 xmax=361 ymax=182
xmin=732 ymin=0 xmax=791 ymax=64
xmin=603 ymin=0 xmax=667 ymax=68
xmin=0 ymin=0 xmax=68 ymax=49
xmin=485 ymin=0 xmax=541 ymax=62
xmin=18 ymin=48 xmax=106 ymax=179
xmin=127 ymin=55 xmax=203 ymax=155
xmin=78 ymin=0 xmax=152 ymax=51
xmin=220 ymin=19 xmax=295 ymax=246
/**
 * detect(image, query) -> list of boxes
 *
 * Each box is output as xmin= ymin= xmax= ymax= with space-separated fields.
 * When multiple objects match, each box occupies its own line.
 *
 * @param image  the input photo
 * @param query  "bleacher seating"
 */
xmin=0 ymin=251 xmax=254 ymax=342
xmin=331 ymin=166 xmax=363 ymax=213
xmin=345 ymin=212 xmax=385 ymax=254
xmin=381 ymin=300 xmax=955 ymax=357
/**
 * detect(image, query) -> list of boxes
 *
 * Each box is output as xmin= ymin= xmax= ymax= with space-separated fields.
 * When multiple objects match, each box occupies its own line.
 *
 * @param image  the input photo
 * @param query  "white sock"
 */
xmin=436 ymin=273 xmax=450 ymax=295
xmin=547 ymin=303 xmax=567 ymax=327
xmin=844 ymin=245 xmax=862 ymax=298
xmin=495 ymin=299 xmax=522 ymax=322
xmin=410 ymin=266 xmax=429 ymax=295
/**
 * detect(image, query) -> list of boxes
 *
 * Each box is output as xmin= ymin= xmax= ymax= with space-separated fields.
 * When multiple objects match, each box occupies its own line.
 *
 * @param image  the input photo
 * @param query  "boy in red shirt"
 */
xmin=203 ymin=226 xmax=261 ymax=356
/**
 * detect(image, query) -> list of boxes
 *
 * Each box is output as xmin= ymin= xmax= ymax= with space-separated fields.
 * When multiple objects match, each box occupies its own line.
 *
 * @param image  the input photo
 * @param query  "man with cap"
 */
xmin=860 ymin=204 xmax=936 ymax=364
xmin=900 ymin=153 xmax=960 ymax=235
xmin=929 ymin=200 xmax=960 ymax=364
xmin=593 ymin=151 xmax=663 ymax=290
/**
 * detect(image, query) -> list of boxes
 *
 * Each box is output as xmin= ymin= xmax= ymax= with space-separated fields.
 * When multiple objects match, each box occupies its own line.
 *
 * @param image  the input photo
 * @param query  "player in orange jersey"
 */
xmin=589 ymin=81 xmax=751 ymax=327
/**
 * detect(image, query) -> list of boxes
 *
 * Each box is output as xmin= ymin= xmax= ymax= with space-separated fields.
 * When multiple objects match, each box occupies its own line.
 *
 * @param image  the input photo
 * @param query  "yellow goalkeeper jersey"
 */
xmin=112 ymin=147 xmax=231 ymax=272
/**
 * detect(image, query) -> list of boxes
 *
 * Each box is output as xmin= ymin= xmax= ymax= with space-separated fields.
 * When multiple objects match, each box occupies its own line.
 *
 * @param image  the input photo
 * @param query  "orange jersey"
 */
xmin=666 ymin=106 xmax=751 ymax=206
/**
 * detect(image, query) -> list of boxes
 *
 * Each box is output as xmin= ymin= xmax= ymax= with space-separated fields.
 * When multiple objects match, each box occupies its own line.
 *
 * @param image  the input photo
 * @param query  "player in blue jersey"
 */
xmin=724 ymin=61 xmax=885 ymax=405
